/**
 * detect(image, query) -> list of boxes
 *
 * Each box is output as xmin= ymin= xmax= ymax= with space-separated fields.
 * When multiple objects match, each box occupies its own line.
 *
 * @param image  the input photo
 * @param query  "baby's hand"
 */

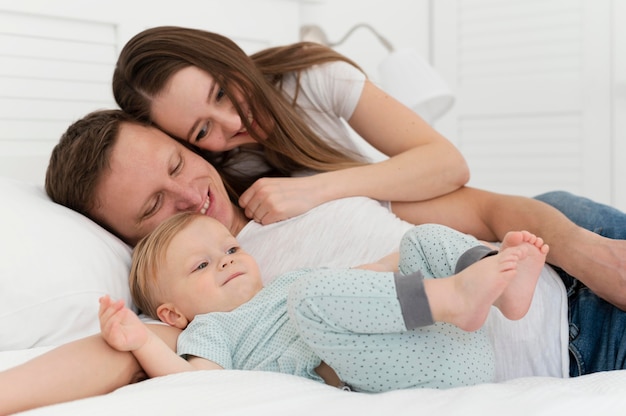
xmin=98 ymin=295 xmax=148 ymax=352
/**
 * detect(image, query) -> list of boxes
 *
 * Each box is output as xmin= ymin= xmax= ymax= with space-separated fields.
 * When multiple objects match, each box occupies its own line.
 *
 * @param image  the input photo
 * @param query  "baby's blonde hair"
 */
xmin=129 ymin=212 xmax=201 ymax=320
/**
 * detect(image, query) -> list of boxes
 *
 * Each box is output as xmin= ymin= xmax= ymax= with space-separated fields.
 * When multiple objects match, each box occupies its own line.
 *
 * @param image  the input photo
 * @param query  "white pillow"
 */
xmin=0 ymin=177 xmax=133 ymax=350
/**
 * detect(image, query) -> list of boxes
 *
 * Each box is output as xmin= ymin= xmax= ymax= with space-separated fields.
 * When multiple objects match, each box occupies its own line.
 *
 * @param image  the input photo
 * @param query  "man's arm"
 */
xmin=393 ymin=186 xmax=626 ymax=309
xmin=0 ymin=323 xmax=180 ymax=416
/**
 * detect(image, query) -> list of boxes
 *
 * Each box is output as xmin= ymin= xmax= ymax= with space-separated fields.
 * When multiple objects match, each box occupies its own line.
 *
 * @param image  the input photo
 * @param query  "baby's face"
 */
xmin=160 ymin=216 xmax=263 ymax=322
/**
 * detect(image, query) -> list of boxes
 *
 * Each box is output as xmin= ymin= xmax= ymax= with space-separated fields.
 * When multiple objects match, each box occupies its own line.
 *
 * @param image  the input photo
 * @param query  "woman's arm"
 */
xmin=393 ymin=186 xmax=626 ymax=309
xmin=343 ymin=80 xmax=469 ymax=201
xmin=0 ymin=323 xmax=180 ymax=416
xmin=239 ymin=80 xmax=469 ymax=225
xmin=309 ymin=80 xmax=469 ymax=204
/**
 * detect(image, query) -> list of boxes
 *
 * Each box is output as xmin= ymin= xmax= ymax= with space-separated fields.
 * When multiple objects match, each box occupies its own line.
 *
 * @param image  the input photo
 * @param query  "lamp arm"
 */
xmin=329 ymin=23 xmax=395 ymax=52
xmin=300 ymin=23 xmax=395 ymax=52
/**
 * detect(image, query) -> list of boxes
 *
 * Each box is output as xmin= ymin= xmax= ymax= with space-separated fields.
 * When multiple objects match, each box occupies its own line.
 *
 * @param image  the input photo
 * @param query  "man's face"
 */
xmin=92 ymin=123 xmax=243 ymax=245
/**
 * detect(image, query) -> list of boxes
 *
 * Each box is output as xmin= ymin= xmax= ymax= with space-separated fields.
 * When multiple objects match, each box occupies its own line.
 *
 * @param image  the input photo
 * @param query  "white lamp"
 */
xmin=300 ymin=24 xmax=454 ymax=124
xmin=378 ymin=48 xmax=454 ymax=124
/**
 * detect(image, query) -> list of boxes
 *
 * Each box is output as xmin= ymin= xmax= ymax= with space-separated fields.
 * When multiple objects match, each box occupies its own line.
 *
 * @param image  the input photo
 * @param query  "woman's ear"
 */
xmin=156 ymin=303 xmax=190 ymax=329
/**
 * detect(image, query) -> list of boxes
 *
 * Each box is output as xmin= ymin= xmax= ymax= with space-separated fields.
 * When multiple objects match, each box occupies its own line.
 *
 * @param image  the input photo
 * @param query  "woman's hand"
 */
xmin=98 ymin=295 xmax=148 ymax=352
xmin=239 ymin=175 xmax=329 ymax=224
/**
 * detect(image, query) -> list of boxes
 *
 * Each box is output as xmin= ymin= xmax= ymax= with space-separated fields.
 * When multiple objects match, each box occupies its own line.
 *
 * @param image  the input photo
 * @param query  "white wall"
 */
xmin=2 ymin=0 xmax=302 ymax=49
xmin=613 ymin=0 xmax=626 ymax=209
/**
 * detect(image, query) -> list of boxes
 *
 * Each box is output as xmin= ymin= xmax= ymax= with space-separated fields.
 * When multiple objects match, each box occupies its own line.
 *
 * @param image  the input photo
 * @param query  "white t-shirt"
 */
xmin=280 ymin=60 xmax=374 ymax=160
xmin=237 ymin=197 xmax=569 ymax=382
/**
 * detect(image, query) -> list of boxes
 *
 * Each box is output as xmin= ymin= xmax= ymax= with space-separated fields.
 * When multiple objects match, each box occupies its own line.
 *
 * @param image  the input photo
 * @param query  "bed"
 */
xmin=2 ymin=175 xmax=626 ymax=415
xmin=2 ymin=348 xmax=626 ymax=416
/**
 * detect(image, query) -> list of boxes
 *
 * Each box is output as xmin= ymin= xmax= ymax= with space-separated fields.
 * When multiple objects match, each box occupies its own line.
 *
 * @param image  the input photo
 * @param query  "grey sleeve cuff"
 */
xmin=394 ymin=271 xmax=434 ymax=329
xmin=454 ymin=246 xmax=499 ymax=273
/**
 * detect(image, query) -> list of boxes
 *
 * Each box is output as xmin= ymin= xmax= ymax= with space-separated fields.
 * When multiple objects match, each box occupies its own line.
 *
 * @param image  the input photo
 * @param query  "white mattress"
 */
xmin=4 ymin=347 xmax=626 ymax=416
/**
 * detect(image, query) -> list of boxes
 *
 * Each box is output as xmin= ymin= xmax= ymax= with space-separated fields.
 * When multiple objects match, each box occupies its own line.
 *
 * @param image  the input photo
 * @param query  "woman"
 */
xmin=113 ymin=26 xmax=469 ymax=225
xmin=2 ymin=109 xmax=625 ymax=415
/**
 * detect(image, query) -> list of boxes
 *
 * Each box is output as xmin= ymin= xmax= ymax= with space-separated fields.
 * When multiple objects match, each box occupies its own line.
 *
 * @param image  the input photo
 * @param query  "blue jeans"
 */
xmin=534 ymin=191 xmax=626 ymax=376
xmin=535 ymin=191 xmax=626 ymax=240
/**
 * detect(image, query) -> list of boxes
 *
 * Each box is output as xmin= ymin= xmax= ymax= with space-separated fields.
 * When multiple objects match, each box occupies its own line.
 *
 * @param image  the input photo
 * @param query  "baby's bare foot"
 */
xmin=441 ymin=252 xmax=520 ymax=331
xmin=494 ymin=231 xmax=549 ymax=320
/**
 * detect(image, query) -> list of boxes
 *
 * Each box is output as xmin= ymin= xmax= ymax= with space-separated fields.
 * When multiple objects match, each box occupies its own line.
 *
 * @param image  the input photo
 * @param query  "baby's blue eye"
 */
xmin=196 ymin=261 xmax=209 ymax=271
xmin=227 ymin=247 xmax=238 ymax=255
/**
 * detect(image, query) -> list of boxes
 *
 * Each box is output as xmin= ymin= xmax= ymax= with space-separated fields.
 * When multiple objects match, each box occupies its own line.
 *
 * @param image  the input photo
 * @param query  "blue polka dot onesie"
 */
xmin=177 ymin=224 xmax=496 ymax=392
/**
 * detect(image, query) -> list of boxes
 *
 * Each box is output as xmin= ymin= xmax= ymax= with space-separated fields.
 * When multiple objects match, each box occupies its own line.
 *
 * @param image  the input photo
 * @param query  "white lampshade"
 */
xmin=378 ymin=48 xmax=454 ymax=124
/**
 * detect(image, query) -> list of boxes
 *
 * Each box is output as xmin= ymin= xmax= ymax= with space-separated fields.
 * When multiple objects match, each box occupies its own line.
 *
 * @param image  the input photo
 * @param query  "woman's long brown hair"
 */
xmin=113 ymin=26 xmax=366 ymax=196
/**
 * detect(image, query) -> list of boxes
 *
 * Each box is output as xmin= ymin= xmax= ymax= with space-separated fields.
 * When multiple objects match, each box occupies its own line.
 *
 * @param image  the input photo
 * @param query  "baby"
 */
xmin=100 ymin=212 xmax=548 ymax=392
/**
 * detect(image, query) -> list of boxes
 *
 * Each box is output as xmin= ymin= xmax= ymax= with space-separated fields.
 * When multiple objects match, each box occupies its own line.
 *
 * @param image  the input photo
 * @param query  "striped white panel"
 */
xmin=459 ymin=113 xmax=583 ymax=196
xmin=453 ymin=0 xmax=589 ymax=198
xmin=0 ymin=10 xmax=117 ymax=184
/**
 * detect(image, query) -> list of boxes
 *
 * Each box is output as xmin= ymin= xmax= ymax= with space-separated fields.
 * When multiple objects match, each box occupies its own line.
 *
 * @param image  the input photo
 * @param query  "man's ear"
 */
xmin=156 ymin=303 xmax=190 ymax=329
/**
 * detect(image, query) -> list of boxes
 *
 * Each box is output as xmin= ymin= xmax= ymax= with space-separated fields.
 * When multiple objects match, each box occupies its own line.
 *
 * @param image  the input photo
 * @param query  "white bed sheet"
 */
xmin=3 ymin=347 xmax=626 ymax=416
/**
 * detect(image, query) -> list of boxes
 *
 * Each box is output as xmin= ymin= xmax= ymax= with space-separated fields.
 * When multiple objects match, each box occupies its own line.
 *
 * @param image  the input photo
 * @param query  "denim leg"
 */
xmin=565 ymin=277 xmax=626 ymax=376
xmin=534 ymin=191 xmax=626 ymax=239
xmin=533 ymin=190 xmax=626 ymax=289
xmin=536 ymin=191 xmax=626 ymax=376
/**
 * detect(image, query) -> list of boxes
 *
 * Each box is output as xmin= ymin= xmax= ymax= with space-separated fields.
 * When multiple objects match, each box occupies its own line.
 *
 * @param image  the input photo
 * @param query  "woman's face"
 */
xmin=151 ymin=66 xmax=261 ymax=152
xmin=91 ymin=123 xmax=247 ymax=245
